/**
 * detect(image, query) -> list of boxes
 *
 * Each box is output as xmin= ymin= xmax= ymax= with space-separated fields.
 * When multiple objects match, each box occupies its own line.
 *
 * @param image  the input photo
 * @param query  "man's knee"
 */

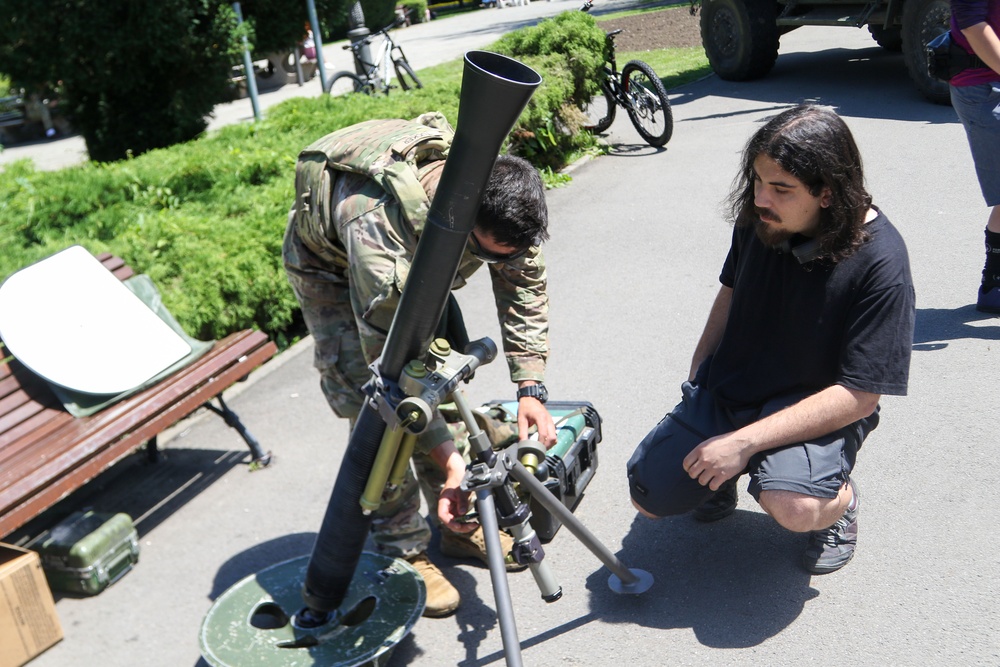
xmin=628 ymin=461 xmax=712 ymax=518
xmin=758 ymin=490 xmax=832 ymax=532
xmin=319 ymin=370 xmax=363 ymax=420
xmin=631 ymin=496 xmax=666 ymax=519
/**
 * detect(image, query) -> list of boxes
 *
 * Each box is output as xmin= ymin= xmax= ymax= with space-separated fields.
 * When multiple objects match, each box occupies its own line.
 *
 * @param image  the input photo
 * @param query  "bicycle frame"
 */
xmin=599 ymin=34 xmax=627 ymax=108
xmin=349 ymin=21 xmax=409 ymax=93
xmin=600 ymin=33 xmax=658 ymax=114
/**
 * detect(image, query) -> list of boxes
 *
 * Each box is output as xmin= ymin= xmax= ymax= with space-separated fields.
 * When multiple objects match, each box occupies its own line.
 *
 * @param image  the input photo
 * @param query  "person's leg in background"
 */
xmin=951 ymin=82 xmax=1000 ymax=311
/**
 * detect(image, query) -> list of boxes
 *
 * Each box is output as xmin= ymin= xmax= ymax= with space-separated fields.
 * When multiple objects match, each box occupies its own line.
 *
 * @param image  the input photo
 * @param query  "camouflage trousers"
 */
xmin=283 ymin=222 xmax=471 ymax=558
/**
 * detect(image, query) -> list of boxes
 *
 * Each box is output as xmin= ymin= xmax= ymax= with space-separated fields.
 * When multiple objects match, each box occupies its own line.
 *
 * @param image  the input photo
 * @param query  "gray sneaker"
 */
xmin=802 ymin=477 xmax=859 ymax=574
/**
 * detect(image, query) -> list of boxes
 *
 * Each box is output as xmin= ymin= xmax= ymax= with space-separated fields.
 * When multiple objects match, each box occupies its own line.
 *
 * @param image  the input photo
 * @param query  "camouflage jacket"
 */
xmin=292 ymin=113 xmax=548 ymax=382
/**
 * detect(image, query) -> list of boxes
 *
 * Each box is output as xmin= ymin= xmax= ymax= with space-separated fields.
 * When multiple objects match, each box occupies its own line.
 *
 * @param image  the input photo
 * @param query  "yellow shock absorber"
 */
xmin=360 ymin=426 xmax=405 ymax=514
xmin=384 ymin=432 xmax=418 ymax=503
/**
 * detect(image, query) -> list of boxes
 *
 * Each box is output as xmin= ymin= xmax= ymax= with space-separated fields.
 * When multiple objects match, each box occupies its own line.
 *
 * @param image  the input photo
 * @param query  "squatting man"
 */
xmin=627 ymin=105 xmax=916 ymax=574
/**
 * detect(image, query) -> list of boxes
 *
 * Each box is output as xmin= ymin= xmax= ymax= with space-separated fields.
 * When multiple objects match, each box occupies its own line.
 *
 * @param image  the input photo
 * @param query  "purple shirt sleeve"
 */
xmin=952 ymin=0 xmax=990 ymax=30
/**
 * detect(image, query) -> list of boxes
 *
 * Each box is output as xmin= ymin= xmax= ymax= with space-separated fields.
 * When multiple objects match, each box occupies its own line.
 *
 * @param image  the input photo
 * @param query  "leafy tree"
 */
xmin=0 ymin=0 xmax=247 ymax=162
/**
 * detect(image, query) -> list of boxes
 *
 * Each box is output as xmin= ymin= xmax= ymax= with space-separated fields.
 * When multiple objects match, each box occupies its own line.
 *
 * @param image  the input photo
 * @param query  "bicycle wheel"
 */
xmin=582 ymin=82 xmax=616 ymax=134
xmin=620 ymin=61 xmax=673 ymax=147
xmin=393 ymin=59 xmax=423 ymax=91
xmin=327 ymin=71 xmax=371 ymax=96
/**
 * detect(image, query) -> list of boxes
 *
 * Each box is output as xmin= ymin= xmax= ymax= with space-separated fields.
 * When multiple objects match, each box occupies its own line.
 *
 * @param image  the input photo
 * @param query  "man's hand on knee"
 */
xmin=682 ymin=432 xmax=753 ymax=491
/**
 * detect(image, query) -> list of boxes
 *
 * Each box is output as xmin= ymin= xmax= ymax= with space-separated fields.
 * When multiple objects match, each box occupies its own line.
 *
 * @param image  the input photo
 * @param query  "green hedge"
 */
xmin=0 ymin=10 xmax=606 ymax=350
xmin=491 ymin=10 xmax=605 ymax=168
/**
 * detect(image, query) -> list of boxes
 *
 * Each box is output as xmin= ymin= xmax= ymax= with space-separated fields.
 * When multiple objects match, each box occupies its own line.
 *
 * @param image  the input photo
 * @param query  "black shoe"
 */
xmin=977 ymin=285 xmax=1000 ymax=314
xmin=802 ymin=477 xmax=859 ymax=574
xmin=693 ymin=477 xmax=738 ymax=522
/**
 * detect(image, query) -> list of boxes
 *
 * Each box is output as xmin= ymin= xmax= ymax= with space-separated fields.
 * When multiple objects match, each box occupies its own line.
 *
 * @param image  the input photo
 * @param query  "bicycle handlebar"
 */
xmin=341 ymin=14 xmax=407 ymax=52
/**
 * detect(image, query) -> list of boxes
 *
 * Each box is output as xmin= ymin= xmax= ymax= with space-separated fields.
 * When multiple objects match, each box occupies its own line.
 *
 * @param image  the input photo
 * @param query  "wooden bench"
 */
xmin=0 ymin=253 xmax=278 ymax=538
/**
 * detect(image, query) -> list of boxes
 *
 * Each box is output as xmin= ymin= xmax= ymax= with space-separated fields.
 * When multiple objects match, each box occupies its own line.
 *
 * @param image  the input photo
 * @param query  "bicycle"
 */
xmin=580 ymin=0 xmax=673 ymax=147
xmin=326 ymin=14 xmax=423 ymax=96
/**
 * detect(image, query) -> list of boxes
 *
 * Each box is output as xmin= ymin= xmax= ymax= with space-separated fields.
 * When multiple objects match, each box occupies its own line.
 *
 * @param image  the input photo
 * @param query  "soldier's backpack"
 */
xmin=292 ymin=112 xmax=455 ymax=270
xmin=293 ymin=112 xmax=469 ymax=348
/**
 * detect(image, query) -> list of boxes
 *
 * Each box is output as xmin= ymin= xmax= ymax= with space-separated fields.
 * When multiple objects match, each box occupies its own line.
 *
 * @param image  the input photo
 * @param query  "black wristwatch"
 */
xmin=516 ymin=383 xmax=548 ymax=404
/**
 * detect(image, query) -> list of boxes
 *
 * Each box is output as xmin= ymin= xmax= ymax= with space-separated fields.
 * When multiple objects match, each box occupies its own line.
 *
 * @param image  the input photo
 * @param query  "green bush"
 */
xmin=0 ymin=11 xmax=634 ymax=348
xmin=0 ymin=78 xmax=467 ymax=347
xmin=490 ymin=10 xmax=606 ymax=168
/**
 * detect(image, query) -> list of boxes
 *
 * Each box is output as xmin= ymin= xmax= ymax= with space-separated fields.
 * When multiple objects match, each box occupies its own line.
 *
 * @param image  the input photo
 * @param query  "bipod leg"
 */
xmin=451 ymin=389 xmax=524 ymax=666
xmin=508 ymin=461 xmax=653 ymax=595
xmin=474 ymin=488 xmax=524 ymax=667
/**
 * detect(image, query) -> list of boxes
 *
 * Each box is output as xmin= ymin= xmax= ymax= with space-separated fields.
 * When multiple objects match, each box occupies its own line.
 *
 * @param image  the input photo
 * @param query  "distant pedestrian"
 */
xmin=301 ymin=23 xmax=317 ymax=61
xmin=948 ymin=0 xmax=1000 ymax=312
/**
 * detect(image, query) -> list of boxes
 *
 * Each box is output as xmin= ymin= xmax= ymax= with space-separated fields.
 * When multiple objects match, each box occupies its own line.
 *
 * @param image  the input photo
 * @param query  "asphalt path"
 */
xmin=7 ymin=7 xmax=1000 ymax=667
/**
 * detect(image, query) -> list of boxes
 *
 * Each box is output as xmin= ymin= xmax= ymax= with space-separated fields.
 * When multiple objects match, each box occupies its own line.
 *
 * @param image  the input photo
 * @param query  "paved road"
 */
xmin=7 ymin=9 xmax=1000 ymax=667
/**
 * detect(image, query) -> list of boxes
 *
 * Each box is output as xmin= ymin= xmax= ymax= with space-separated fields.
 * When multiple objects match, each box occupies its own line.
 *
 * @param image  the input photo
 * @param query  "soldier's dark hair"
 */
xmin=478 ymin=154 xmax=549 ymax=248
xmin=726 ymin=104 xmax=873 ymax=262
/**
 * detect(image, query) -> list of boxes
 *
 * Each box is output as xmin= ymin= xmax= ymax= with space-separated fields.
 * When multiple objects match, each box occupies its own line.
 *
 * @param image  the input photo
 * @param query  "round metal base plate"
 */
xmin=200 ymin=552 xmax=425 ymax=667
xmin=608 ymin=568 xmax=654 ymax=595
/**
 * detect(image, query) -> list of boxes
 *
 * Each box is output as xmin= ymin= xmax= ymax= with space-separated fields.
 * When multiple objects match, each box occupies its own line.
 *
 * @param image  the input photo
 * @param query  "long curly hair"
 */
xmin=725 ymin=105 xmax=873 ymax=263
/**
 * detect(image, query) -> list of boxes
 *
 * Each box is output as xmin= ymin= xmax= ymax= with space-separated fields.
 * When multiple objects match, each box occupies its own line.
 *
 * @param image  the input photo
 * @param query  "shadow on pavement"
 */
xmin=6 ymin=446 xmax=250 ymax=549
xmin=208 ymin=532 xmax=317 ymax=601
xmin=913 ymin=305 xmax=1000 ymax=350
xmin=672 ymin=44 xmax=959 ymax=125
xmin=583 ymin=510 xmax=817 ymax=648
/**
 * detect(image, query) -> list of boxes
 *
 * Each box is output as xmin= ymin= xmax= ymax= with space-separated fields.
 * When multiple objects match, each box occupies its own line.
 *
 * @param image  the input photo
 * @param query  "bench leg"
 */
xmin=147 ymin=436 xmax=160 ymax=463
xmin=203 ymin=395 xmax=273 ymax=469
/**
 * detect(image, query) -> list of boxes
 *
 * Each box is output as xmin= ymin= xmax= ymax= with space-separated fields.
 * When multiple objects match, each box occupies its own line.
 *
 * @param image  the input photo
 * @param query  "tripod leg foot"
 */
xmin=608 ymin=568 xmax=653 ymax=595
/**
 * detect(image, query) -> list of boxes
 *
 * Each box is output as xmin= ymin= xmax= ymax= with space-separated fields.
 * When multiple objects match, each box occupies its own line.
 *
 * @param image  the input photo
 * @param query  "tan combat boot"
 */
xmin=406 ymin=552 xmax=460 ymax=618
xmin=440 ymin=525 xmax=528 ymax=572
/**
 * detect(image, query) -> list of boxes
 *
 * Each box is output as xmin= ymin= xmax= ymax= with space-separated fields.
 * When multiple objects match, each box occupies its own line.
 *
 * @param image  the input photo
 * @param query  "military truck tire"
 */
xmin=902 ymin=0 xmax=952 ymax=104
xmin=868 ymin=25 xmax=903 ymax=51
xmin=700 ymin=0 xmax=780 ymax=81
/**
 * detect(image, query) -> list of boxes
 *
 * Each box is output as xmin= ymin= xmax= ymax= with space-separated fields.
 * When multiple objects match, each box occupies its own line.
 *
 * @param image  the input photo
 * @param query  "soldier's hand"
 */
xmin=518 ymin=398 xmax=557 ymax=448
xmin=438 ymin=486 xmax=477 ymax=533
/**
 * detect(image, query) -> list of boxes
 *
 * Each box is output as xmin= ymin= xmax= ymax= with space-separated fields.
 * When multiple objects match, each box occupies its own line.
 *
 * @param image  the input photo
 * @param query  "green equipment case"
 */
xmin=481 ymin=400 xmax=601 ymax=542
xmin=35 ymin=510 xmax=139 ymax=595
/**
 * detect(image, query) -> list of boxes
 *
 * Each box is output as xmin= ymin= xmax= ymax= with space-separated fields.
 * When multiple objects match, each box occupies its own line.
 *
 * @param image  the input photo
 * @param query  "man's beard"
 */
xmin=753 ymin=208 xmax=794 ymax=247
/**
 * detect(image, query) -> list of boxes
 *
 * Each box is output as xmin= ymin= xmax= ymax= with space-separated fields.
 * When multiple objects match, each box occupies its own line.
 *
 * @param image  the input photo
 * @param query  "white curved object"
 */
xmin=0 ymin=246 xmax=191 ymax=395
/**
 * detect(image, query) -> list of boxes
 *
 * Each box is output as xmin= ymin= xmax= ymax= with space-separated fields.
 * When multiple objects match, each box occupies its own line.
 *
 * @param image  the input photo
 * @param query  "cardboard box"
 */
xmin=0 ymin=544 xmax=63 ymax=667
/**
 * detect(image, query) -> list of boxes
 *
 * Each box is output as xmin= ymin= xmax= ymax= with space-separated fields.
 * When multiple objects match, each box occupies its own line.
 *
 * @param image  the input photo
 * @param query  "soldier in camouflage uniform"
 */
xmin=283 ymin=113 xmax=557 ymax=617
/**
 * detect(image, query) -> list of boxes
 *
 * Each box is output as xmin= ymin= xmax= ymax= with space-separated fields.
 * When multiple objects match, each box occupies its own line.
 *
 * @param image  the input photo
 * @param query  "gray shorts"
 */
xmin=626 ymin=376 xmax=878 ymax=517
xmin=951 ymin=82 xmax=1000 ymax=207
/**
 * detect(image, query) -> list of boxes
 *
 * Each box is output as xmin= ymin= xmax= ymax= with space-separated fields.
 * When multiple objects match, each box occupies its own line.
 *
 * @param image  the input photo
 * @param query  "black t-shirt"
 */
xmin=708 ymin=209 xmax=915 ymax=410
